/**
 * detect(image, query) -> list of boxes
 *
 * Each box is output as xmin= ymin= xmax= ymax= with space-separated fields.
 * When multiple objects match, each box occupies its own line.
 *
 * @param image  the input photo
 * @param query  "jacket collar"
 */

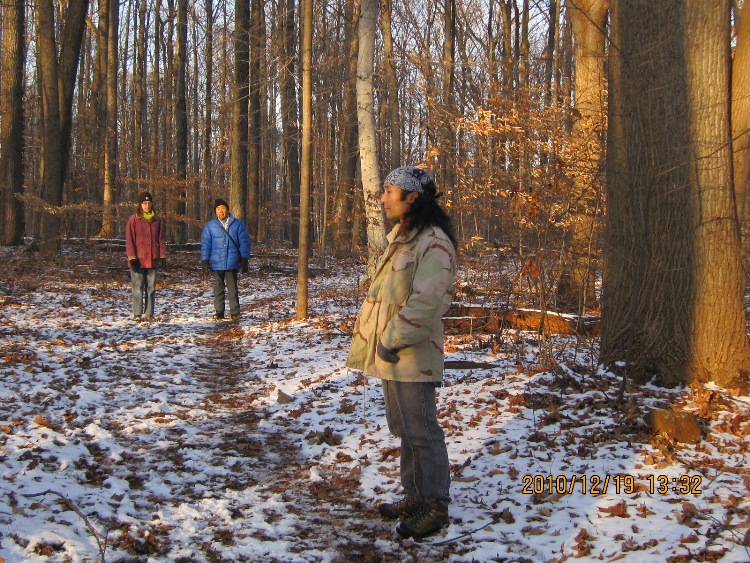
xmin=386 ymin=223 xmax=420 ymax=244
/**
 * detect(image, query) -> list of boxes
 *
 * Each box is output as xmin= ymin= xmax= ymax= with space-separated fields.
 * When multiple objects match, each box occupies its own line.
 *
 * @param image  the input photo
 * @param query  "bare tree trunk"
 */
xmin=134 ymin=0 xmax=147 ymax=192
xmin=331 ymin=0 xmax=360 ymax=258
xmin=150 ymin=0 xmax=162 ymax=185
xmin=440 ymin=0 xmax=456 ymax=188
xmin=733 ymin=0 xmax=750 ymax=222
xmin=99 ymin=0 xmax=119 ymax=238
xmin=35 ymin=0 xmax=89 ymax=251
xmin=603 ymin=0 xmax=750 ymax=389
xmin=173 ymin=0 xmax=188 ymax=243
xmin=357 ymin=0 xmax=386 ymax=277
xmin=297 ymin=0 xmax=312 ymax=320
xmin=332 ymin=0 xmax=359 ymax=257
xmin=0 ymin=0 xmax=25 ymax=245
xmin=279 ymin=0 xmax=300 ymax=244
xmin=58 ymin=0 xmax=89 ymax=185
xmin=247 ymin=0 xmax=263 ymax=239
xmin=381 ymin=0 xmax=400 ymax=170
xmin=203 ymin=0 xmax=214 ymax=220
xmin=232 ymin=0 xmax=250 ymax=220
xmin=556 ymin=0 xmax=607 ymax=313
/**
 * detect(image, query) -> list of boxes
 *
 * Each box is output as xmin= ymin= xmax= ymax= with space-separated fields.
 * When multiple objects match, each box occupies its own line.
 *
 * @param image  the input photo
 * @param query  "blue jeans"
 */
xmin=382 ymin=379 xmax=451 ymax=502
xmin=212 ymin=270 xmax=239 ymax=316
xmin=131 ymin=268 xmax=157 ymax=316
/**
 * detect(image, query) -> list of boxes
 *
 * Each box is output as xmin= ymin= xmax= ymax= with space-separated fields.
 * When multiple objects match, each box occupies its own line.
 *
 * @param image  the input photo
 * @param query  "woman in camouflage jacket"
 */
xmin=346 ymin=166 xmax=456 ymax=540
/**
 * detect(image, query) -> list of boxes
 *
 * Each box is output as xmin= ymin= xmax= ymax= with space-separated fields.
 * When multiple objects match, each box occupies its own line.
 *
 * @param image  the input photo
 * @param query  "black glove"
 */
xmin=240 ymin=258 xmax=249 ymax=274
xmin=202 ymin=260 xmax=210 ymax=274
xmin=377 ymin=341 xmax=401 ymax=364
xmin=129 ymin=258 xmax=140 ymax=272
xmin=160 ymin=256 xmax=167 ymax=268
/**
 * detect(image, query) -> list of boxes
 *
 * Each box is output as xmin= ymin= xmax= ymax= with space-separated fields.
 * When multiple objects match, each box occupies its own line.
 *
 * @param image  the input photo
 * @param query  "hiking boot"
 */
xmin=378 ymin=496 xmax=422 ymax=520
xmin=213 ymin=312 xmax=224 ymax=320
xmin=145 ymin=314 xmax=154 ymax=322
xmin=230 ymin=313 xmax=240 ymax=322
xmin=396 ymin=498 xmax=449 ymax=539
xmin=133 ymin=315 xmax=142 ymax=322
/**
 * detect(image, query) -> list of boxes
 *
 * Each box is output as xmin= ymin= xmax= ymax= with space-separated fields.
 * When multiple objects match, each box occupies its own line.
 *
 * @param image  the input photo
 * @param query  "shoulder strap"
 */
xmin=220 ymin=220 xmax=242 ymax=254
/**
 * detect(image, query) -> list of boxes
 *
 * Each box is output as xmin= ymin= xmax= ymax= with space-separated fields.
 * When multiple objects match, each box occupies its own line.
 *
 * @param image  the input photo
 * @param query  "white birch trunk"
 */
xmin=356 ymin=0 xmax=386 ymax=279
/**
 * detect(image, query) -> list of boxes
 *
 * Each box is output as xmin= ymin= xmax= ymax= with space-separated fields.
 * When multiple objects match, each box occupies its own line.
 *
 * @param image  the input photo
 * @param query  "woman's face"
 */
xmin=380 ymin=184 xmax=417 ymax=222
xmin=141 ymin=200 xmax=152 ymax=213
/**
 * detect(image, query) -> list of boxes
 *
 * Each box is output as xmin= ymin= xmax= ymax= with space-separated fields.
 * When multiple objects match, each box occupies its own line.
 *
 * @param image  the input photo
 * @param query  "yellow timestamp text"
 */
xmin=520 ymin=474 xmax=702 ymax=496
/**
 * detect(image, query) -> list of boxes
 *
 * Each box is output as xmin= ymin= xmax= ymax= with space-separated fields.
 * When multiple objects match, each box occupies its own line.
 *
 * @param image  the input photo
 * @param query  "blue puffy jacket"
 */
xmin=201 ymin=215 xmax=251 ymax=271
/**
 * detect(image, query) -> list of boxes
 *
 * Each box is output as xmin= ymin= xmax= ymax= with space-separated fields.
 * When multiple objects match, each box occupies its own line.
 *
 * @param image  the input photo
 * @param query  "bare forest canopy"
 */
xmin=1 ymin=0 xmax=589 ymax=262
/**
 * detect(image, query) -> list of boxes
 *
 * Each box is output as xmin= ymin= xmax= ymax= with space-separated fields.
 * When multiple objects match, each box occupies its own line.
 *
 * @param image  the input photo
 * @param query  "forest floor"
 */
xmin=0 ymin=242 xmax=749 ymax=562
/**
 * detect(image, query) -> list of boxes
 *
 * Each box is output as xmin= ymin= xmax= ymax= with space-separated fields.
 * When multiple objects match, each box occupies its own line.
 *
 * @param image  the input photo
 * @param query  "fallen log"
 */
xmin=444 ymin=304 xmax=600 ymax=336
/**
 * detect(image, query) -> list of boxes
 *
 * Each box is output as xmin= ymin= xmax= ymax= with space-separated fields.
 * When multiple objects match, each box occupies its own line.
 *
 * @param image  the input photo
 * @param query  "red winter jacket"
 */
xmin=125 ymin=214 xmax=166 ymax=269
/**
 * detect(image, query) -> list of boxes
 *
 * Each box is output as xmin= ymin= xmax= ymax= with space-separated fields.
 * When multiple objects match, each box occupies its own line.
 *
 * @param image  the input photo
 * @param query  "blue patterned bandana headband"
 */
xmin=384 ymin=166 xmax=434 ymax=194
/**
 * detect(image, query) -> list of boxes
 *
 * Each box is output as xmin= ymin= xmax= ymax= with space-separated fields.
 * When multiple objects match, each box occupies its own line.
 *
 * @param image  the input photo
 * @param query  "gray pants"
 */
xmin=382 ymin=379 xmax=451 ymax=502
xmin=131 ymin=268 xmax=157 ymax=316
xmin=212 ymin=270 xmax=239 ymax=316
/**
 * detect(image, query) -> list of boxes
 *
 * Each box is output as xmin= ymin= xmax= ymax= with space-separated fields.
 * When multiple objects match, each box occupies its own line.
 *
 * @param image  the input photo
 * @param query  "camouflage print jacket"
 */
xmin=346 ymin=224 xmax=456 ymax=383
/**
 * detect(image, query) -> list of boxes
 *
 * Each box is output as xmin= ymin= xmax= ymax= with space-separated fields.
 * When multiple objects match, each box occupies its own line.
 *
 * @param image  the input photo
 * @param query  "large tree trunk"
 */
xmin=357 ymin=0 xmax=386 ymax=277
xmin=35 ymin=0 xmax=89 ymax=250
xmin=603 ymin=0 xmax=750 ymax=389
xmin=733 ymin=0 xmax=750 ymax=223
xmin=0 ymin=0 xmax=25 ymax=245
xmin=36 ymin=0 xmax=65 ymax=251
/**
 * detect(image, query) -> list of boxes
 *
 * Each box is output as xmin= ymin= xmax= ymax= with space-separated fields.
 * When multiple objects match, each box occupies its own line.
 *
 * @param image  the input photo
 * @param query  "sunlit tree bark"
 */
xmin=732 ymin=0 xmax=750 ymax=222
xmin=0 ymin=0 xmax=25 ymax=245
xmin=357 ymin=0 xmax=386 ymax=277
xmin=556 ymin=0 xmax=607 ymax=313
xmin=297 ymin=0 xmax=312 ymax=319
xmin=603 ymin=0 xmax=750 ymax=389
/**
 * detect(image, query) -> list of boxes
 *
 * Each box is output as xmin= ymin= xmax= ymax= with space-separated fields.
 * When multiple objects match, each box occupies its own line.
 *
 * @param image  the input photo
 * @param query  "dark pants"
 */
xmin=382 ymin=379 xmax=451 ymax=502
xmin=131 ymin=268 xmax=157 ymax=316
xmin=212 ymin=270 xmax=239 ymax=316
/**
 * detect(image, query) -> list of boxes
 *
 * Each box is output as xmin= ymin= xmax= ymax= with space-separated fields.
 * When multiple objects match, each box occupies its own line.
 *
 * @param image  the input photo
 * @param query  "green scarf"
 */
xmin=143 ymin=211 xmax=155 ymax=222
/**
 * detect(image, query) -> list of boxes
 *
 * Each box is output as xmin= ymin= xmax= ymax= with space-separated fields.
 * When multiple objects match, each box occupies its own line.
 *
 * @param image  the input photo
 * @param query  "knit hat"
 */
xmin=138 ymin=191 xmax=153 ymax=204
xmin=214 ymin=198 xmax=229 ymax=211
xmin=384 ymin=166 xmax=435 ymax=195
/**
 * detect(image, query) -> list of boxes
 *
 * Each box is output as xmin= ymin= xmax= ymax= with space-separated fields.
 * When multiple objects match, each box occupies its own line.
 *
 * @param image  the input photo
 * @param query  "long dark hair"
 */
xmin=400 ymin=179 xmax=457 ymax=249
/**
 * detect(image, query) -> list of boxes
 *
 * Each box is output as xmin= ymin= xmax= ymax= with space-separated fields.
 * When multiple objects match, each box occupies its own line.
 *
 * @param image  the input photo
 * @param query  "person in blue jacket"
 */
xmin=201 ymin=199 xmax=251 ymax=321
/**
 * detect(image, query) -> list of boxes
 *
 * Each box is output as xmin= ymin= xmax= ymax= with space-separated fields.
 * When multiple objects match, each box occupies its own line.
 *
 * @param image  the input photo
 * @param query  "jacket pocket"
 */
xmin=381 ymin=250 xmax=415 ymax=305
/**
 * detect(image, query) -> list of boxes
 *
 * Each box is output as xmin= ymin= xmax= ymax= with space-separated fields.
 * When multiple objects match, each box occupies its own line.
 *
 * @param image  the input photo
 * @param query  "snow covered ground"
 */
xmin=1 ymin=243 xmax=749 ymax=562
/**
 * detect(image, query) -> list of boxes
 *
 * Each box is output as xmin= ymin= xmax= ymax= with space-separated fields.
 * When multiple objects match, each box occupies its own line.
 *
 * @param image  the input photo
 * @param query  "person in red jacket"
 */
xmin=125 ymin=191 xmax=167 ymax=322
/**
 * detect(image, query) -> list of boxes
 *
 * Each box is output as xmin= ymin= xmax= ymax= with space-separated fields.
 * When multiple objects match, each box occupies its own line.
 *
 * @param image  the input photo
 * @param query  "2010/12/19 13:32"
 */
xmin=520 ymin=474 xmax=703 ymax=496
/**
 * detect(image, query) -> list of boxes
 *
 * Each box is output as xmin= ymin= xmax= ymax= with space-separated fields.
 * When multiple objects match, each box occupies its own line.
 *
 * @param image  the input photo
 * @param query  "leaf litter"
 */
xmin=0 ymin=244 xmax=749 ymax=562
